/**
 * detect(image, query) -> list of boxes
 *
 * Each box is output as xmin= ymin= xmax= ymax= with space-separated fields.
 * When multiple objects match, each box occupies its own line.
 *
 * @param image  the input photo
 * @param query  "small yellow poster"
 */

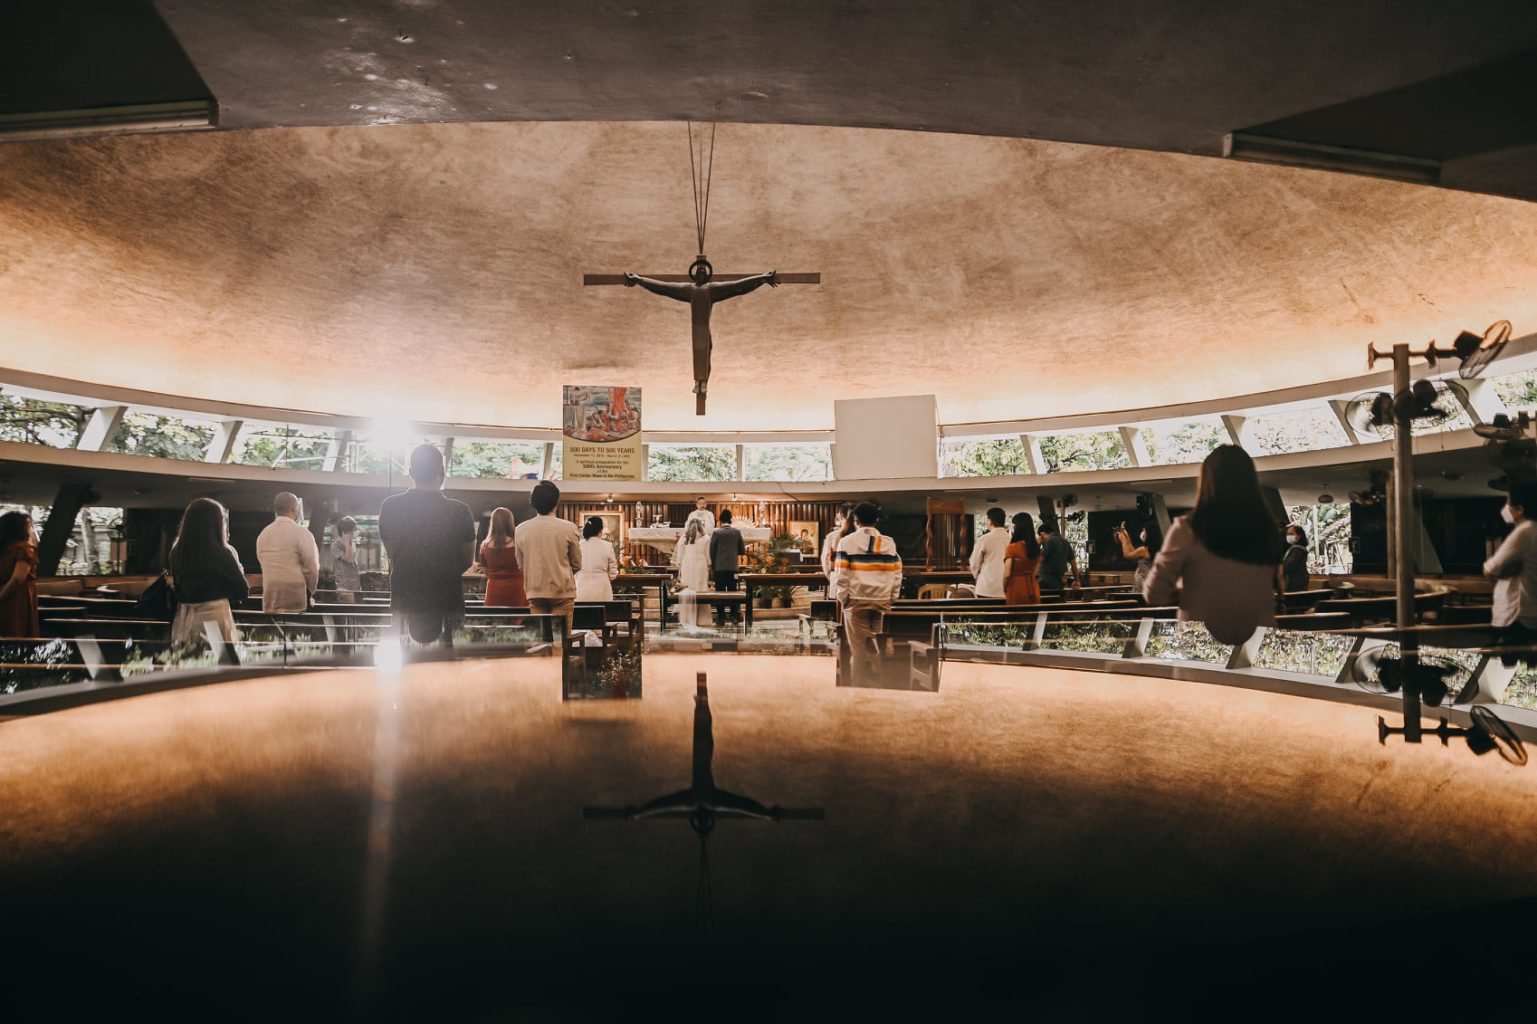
xmin=561 ymin=385 xmax=643 ymax=481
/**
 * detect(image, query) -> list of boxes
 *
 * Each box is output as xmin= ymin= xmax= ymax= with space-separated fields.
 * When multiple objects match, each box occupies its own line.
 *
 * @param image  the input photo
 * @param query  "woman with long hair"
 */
xmin=574 ymin=515 xmax=619 ymax=602
xmin=478 ymin=506 xmax=527 ymax=607
xmin=1142 ymin=445 xmax=1280 ymax=643
xmin=0 ymin=511 xmax=40 ymax=638
xmin=168 ymin=497 xmax=249 ymax=645
xmin=1114 ymin=517 xmax=1164 ymax=592
xmin=676 ymin=515 xmax=711 ymax=594
xmin=1003 ymin=512 xmax=1042 ymax=605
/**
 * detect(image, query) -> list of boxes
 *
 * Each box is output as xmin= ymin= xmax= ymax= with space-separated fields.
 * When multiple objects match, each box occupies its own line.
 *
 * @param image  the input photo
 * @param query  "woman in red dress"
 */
xmin=478 ymin=506 xmax=527 ymax=607
xmin=0 ymin=511 xmax=40 ymax=637
xmin=1003 ymin=512 xmax=1043 ymax=606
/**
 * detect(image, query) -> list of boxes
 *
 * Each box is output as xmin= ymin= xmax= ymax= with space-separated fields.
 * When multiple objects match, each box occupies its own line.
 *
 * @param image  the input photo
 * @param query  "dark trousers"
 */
xmin=1496 ymin=621 xmax=1537 ymax=666
xmin=713 ymin=570 xmax=740 ymax=623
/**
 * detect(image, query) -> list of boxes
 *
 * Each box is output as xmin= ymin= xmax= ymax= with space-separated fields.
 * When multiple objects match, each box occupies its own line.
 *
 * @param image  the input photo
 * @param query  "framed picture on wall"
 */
xmin=788 ymin=520 xmax=819 ymax=555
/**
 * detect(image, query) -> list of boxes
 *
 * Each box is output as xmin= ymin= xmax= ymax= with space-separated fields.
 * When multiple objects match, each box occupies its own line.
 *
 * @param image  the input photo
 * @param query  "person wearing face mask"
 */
xmin=1279 ymin=524 xmax=1310 ymax=593
xmin=1484 ymin=484 xmax=1537 ymax=663
xmin=1113 ymin=517 xmax=1163 ymax=593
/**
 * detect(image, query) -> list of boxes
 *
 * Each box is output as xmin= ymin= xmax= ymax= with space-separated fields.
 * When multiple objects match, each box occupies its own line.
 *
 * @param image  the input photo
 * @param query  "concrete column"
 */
xmin=1328 ymin=399 xmax=1366 ymax=444
xmin=37 ymin=483 xmax=96 ymax=576
xmin=641 ymin=443 xmax=650 ymax=482
xmin=542 ymin=442 xmax=554 ymax=480
xmin=442 ymin=437 xmax=455 ymax=476
xmin=1036 ymin=495 xmax=1058 ymax=532
xmin=76 ymin=405 xmax=127 ymax=452
xmin=323 ymin=430 xmax=353 ymax=473
xmin=1119 ymin=426 xmax=1151 ymax=468
xmin=205 ymin=419 xmax=242 ymax=464
xmin=1226 ymin=628 xmax=1265 ymax=669
xmin=1455 ymin=379 xmax=1509 ymax=426
xmin=1220 ymin=414 xmax=1251 ymax=448
xmin=735 ymin=444 xmax=746 ymax=482
xmin=1021 ymin=434 xmax=1046 ymax=475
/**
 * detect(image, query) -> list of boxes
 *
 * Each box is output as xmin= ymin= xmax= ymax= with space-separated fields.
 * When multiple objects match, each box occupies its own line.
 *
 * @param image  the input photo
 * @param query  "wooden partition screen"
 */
xmin=925 ymin=497 xmax=971 ymax=570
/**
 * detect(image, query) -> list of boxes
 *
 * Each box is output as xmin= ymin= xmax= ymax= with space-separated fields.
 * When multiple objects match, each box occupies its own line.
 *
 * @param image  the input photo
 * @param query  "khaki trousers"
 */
xmin=843 ymin=603 xmax=887 ymax=676
xmin=530 ymin=597 xmax=576 ymax=636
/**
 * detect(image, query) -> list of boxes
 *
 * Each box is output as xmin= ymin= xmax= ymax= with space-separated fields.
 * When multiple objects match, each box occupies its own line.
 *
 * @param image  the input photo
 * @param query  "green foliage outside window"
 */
xmin=1140 ymin=419 xmax=1227 ymax=466
xmin=0 ymin=394 xmax=90 ymax=448
xmin=230 ymin=426 xmax=334 ymax=469
xmin=1491 ymin=369 xmax=1537 ymax=413
xmin=940 ymin=438 xmax=1029 ymax=478
xmin=108 ymin=412 xmax=215 ymax=461
xmin=1245 ymin=407 xmax=1352 ymax=455
xmin=1038 ymin=431 xmax=1129 ymax=473
xmin=647 ymin=445 xmax=736 ymax=482
xmin=451 ymin=441 xmax=547 ymax=479
xmin=743 ymin=444 xmax=831 ymax=482
xmin=1283 ymin=502 xmax=1352 ymax=574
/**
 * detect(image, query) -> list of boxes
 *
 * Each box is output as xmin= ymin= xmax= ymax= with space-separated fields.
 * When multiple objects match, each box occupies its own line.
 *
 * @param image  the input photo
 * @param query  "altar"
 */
xmin=629 ymin=525 xmax=772 ymax=557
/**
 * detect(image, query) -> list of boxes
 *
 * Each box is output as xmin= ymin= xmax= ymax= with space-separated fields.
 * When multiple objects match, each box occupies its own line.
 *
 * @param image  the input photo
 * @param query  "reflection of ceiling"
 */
xmin=4 ymin=121 xmax=1537 ymax=430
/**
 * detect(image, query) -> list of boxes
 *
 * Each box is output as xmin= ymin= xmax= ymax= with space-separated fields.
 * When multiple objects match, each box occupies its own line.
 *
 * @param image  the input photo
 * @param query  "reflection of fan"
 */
xmin=1348 ymin=468 xmax=1391 ymax=506
xmin=1342 ymin=380 xmax=1469 ymax=439
xmin=1469 ymin=705 xmax=1528 ymax=765
xmin=1347 ymin=648 xmax=1461 ymax=707
xmin=1474 ymin=411 xmax=1532 ymax=441
xmin=1450 ymin=320 xmax=1513 ymax=380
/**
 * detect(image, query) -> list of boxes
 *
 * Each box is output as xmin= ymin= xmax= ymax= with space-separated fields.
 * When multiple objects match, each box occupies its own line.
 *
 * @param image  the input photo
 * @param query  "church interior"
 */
xmin=4 ymin=2 xmax=1537 ymax=1018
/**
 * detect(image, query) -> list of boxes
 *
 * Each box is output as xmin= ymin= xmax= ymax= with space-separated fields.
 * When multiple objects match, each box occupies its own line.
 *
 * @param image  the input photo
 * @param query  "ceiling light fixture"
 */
xmin=0 ymin=100 xmax=218 ymax=143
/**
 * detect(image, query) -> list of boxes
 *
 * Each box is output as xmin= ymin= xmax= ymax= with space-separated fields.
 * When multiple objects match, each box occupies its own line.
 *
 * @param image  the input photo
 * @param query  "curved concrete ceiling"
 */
xmin=3 ymin=120 xmax=1537 ymax=430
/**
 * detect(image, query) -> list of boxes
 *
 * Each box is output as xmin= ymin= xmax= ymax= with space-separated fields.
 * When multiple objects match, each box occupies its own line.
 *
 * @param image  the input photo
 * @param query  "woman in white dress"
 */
xmin=676 ymin=516 xmax=711 ymax=593
xmin=575 ymin=516 xmax=619 ymax=602
xmin=674 ymin=516 xmax=712 ymax=630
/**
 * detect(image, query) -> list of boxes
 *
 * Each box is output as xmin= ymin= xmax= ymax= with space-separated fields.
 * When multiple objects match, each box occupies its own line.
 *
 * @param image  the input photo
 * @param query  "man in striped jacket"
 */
xmin=832 ymin=502 xmax=903 ymax=677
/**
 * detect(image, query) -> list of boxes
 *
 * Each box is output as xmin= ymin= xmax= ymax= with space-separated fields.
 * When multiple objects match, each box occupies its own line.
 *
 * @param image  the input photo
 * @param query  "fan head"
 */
xmin=1475 ymin=411 xmax=1531 ymax=440
xmin=1349 ymin=649 xmax=1461 ymax=707
xmin=1398 ymin=378 xmax=1468 ymax=425
xmin=1344 ymin=391 xmax=1396 ymax=439
xmin=1455 ymin=320 xmax=1513 ymax=380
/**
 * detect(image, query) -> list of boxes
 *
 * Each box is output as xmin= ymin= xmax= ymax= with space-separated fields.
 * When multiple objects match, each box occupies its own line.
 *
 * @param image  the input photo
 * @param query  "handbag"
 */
xmin=134 ymin=571 xmax=178 ymax=621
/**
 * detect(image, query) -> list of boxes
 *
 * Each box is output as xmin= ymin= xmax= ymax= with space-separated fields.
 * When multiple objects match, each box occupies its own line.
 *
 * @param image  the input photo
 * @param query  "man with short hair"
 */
xmin=379 ymin=445 xmax=476 ymax=644
xmin=832 ymin=502 xmax=903 ymax=678
xmin=515 ymin=479 xmax=582 ymax=632
xmin=969 ymin=506 xmax=1010 ymax=599
xmin=1036 ymin=522 xmax=1079 ymax=592
xmin=256 ymin=491 xmax=320 ymax=613
xmin=690 ymin=496 xmax=715 ymax=534
xmin=708 ymin=509 xmax=745 ymax=626
xmin=1485 ymin=483 xmax=1537 ymax=664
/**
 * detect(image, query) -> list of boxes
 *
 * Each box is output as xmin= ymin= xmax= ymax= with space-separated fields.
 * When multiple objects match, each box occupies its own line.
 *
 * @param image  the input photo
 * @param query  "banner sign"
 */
xmin=561 ymin=385 xmax=643 ymax=481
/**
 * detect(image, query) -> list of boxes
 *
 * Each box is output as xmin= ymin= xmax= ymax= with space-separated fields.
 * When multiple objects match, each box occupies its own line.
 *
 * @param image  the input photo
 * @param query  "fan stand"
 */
xmin=1364 ymin=341 xmax=1433 ymax=743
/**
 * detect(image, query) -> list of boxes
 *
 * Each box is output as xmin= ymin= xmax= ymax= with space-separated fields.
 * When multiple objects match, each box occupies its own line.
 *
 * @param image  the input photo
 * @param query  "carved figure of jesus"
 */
xmin=624 ymin=263 xmax=778 ymax=414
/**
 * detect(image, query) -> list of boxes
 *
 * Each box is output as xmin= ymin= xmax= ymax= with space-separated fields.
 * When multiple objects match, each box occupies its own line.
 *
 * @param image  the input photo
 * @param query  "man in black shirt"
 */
xmin=378 ymin=444 xmax=476 ymax=645
xmin=707 ymin=509 xmax=746 ymax=626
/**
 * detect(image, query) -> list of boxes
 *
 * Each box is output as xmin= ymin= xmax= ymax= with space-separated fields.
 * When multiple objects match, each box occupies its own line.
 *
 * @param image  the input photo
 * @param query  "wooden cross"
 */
xmin=585 ymin=267 xmax=820 ymax=415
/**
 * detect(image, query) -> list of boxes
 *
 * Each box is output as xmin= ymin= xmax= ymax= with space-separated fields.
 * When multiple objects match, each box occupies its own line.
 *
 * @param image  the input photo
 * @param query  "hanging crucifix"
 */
xmin=584 ymin=123 xmax=819 ymax=415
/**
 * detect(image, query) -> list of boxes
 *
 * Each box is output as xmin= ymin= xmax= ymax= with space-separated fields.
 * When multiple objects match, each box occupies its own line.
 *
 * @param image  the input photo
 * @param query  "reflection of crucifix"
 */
xmin=584 ymin=259 xmax=820 ymax=415
xmin=583 ymin=672 xmax=824 ymax=936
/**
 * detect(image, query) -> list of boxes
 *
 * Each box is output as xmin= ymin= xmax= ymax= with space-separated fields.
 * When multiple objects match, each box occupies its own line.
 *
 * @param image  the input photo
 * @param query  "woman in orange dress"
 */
xmin=1003 ymin=512 xmax=1042 ymax=606
xmin=0 ymin=511 xmax=41 ymax=637
xmin=478 ymin=506 xmax=527 ymax=607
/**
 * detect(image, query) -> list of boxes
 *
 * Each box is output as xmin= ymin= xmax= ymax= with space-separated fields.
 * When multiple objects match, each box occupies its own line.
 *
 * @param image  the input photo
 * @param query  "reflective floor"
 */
xmin=1 ymin=653 xmax=1534 ymax=1017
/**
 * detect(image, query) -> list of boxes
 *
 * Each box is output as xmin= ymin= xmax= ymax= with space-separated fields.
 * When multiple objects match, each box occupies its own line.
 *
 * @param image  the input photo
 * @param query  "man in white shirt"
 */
xmin=832 ymin=502 xmax=903 ymax=678
xmin=256 ymin=491 xmax=319 ymax=613
xmin=1484 ymin=483 xmax=1537 ymax=665
xmin=689 ymin=496 xmax=715 ymax=534
xmin=969 ymin=506 xmax=1010 ymax=599
xmin=515 ymin=480 xmax=582 ymax=632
